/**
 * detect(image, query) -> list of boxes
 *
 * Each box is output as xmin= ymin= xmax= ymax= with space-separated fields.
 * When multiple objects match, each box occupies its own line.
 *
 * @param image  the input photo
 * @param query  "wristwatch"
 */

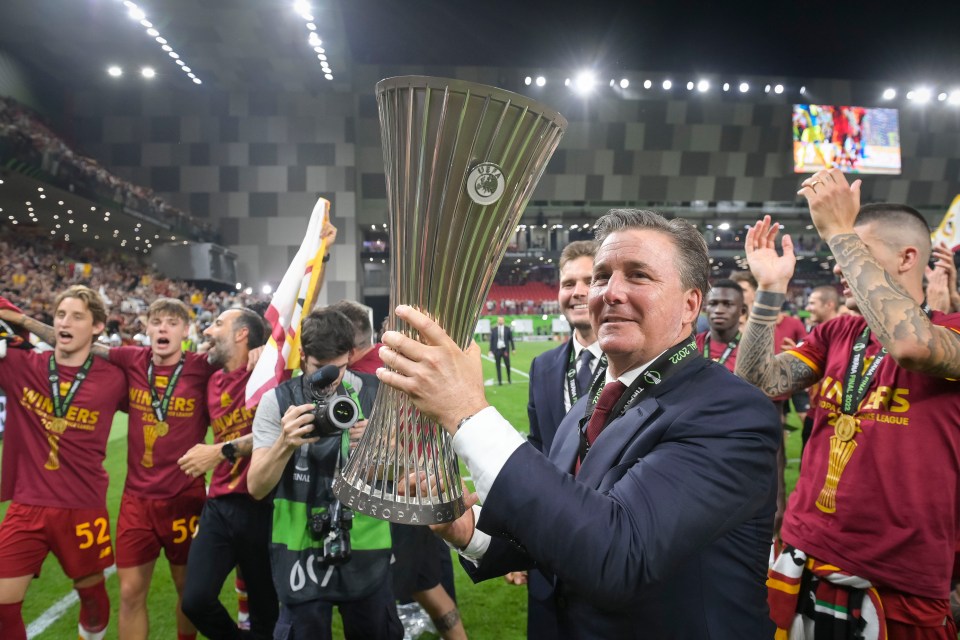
xmin=221 ymin=441 xmax=238 ymax=463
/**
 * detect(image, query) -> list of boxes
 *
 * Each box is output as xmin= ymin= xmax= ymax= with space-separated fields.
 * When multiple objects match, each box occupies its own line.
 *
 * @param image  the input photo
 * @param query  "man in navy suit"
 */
xmin=488 ymin=316 xmax=515 ymax=385
xmin=515 ymin=240 xmax=599 ymax=639
xmin=378 ymin=209 xmax=779 ymax=638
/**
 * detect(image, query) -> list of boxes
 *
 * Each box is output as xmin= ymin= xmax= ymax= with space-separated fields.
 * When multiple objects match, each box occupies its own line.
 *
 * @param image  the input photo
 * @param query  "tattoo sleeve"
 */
xmin=735 ymin=290 xmax=821 ymax=396
xmin=828 ymin=233 xmax=960 ymax=378
xmin=432 ymin=608 xmax=462 ymax=633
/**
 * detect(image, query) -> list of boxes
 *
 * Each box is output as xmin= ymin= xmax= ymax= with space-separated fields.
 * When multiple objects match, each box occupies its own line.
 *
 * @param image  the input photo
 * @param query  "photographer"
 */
xmin=247 ymin=308 xmax=401 ymax=640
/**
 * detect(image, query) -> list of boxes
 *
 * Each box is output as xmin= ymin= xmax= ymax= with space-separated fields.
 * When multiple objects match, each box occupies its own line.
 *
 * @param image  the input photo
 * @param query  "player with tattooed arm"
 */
xmin=736 ymin=169 xmax=960 ymax=639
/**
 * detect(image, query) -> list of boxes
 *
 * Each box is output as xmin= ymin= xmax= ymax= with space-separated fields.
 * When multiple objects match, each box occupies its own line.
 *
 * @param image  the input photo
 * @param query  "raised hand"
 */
xmin=797 ymin=168 xmax=862 ymax=240
xmin=744 ymin=215 xmax=796 ymax=292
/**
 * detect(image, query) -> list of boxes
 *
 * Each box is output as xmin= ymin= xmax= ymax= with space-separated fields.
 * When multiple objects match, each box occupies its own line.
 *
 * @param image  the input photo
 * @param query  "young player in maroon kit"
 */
xmin=738 ymin=170 xmax=960 ymax=638
xmin=696 ymin=279 xmax=747 ymax=373
xmin=0 ymin=286 xmax=127 ymax=640
xmin=6 ymin=297 xmax=219 ymax=640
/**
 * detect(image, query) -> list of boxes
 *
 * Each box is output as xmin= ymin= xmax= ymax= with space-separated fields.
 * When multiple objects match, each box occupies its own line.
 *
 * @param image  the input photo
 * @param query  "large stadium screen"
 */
xmin=793 ymin=104 xmax=901 ymax=175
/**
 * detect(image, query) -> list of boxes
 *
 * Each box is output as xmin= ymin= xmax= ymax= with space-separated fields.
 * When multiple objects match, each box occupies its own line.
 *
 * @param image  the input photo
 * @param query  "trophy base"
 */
xmin=332 ymin=475 xmax=466 ymax=525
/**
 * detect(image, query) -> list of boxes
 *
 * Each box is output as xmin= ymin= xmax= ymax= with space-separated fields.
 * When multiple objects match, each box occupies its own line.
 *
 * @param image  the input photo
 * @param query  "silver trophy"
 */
xmin=333 ymin=76 xmax=567 ymax=524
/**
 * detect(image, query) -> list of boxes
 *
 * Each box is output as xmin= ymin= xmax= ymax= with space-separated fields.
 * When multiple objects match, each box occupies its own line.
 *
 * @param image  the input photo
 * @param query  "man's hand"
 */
xmin=798 ymin=168 xmax=862 ymax=242
xmin=246 ymin=345 xmax=265 ymax=371
xmin=349 ymin=419 xmax=367 ymax=447
xmin=780 ymin=337 xmax=798 ymax=351
xmin=321 ymin=221 xmax=337 ymax=244
xmin=744 ymin=215 xmax=796 ymax=293
xmin=279 ymin=403 xmax=320 ymax=450
xmin=178 ymin=443 xmax=225 ymax=478
xmin=378 ymin=305 xmax=489 ymax=433
xmin=504 ymin=571 xmax=528 ymax=586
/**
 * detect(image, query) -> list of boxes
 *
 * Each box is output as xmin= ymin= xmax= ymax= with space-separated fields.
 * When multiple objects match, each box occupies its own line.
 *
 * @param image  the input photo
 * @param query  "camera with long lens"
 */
xmin=307 ymin=364 xmax=360 ymax=437
xmin=309 ymin=499 xmax=353 ymax=564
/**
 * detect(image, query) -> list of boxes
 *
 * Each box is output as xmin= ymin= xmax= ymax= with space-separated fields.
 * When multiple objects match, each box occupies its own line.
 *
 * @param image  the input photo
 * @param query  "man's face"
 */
xmin=805 ymin=292 xmax=832 ymax=324
xmin=203 ymin=309 xmax=240 ymax=367
xmin=302 ymin=352 xmax=350 ymax=397
xmin=705 ymin=288 xmax=744 ymax=333
xmin=588 ymin=229 xmax=700 ymax=373
xmin=738 ymin=280 xmax=756 ymax=313
xmin=54 ymin=297 xmax=103 ymax=356
xmin=147 ymin=313 xmax=189 ymax=361
xmin=833 ymin=221 xmax=901 ymax=312
xmin=558 ymin=255 xmax=593 ymax=333
xmin=497 ymin=317 xmax=505 ymax=327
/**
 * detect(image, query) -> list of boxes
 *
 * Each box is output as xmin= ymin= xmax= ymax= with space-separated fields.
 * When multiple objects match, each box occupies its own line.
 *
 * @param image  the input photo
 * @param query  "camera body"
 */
xmin=307 ymin=365 xmax=360 ymax=437
xmin=309 ymin=499 xmax=354 ymax=564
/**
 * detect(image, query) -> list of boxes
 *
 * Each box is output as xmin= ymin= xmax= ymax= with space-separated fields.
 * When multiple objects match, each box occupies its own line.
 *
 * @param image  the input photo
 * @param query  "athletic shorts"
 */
xmin=0 ymin=502 xmax=113 ymax=579
xmin=390 ymin=523 xmax=446 ymax=601
xmin=116 ymin=486 xmax=206 ymax=568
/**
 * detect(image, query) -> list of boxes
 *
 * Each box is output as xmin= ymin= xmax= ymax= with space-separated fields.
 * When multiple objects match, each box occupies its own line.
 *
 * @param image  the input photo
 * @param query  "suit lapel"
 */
xmin=576 ymin=396 xmax=660 ymax=488
xmin=546 ymin=341 xmax=573 ymax=429
xmin=549 ymin=397 xmax=584 ymax=473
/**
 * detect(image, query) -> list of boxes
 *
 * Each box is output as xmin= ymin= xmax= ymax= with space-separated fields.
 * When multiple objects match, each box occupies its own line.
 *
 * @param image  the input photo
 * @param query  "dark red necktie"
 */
xmin=585 ymin=381 xmax=628 ymax=445
xmin=576 ymin=381 xmax=627 ymax=474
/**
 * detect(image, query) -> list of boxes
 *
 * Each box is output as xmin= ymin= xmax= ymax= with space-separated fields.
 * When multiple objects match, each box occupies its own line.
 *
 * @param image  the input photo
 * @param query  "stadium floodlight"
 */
xmin=572 ymin=70 xmax=597 ymax=95
xmin=722 ymin=82 xmax=730 ymax=92
xmin=764 ymin=84 xmax=771 ymax=93
xmin=662 ymin=79 xmax=672 ymax=90
xmin=156 ymin=36 xmax=166 ymax=44
xmin=909 ymin=88 xmax=931 ymax=103
xmin=293 ymin=0 xmax=311 ymax=16
xmin=718 ymin=222 xmax=730 ymax=230
xmin=619 ymin=78 xmax=629 ymax=89
xmin=686 ymin=81 xmax=694 ymax=90
xmin=107 ymin=66 xmax=123 ymax=77
xmin=306 ymin=22 xmax=317 ymax=31
xmin=697 ymin=79 xmax=709 ymax=92
xmin=236 ymin=283 xmax=242 ymax=290
xmin=324 ymin=74 xmax=333 ymax=80
xmin=128 ymin=7 xmax=146 ymax=21
xmin=774 ymin=84 xmax=784 ymax=94
xmin=938 ymin=92 xmax=947 ymax=101
xmin=882 ymin=88 xmax=896 ymax=100
xmin=169 ymin=51 xmax=179 ymax=59
xmin=193 ymin=78 xmax=202 ymax=84
xmin=643 ymin=79 xmax=652 ymax=89
xmin=181 ymin=66 xmax=191 ymax=72
xmin=140 ymin=19 xmax=152 ymax=28
xmin=739 ymin=82 xmax=749 ymax=93
xmin=146 ymin=28 xmax=159 ymax=36
xmin=524 ymin=76 xmax=532 ymax=86
xmin=262 ymin=284 xmax=273 ymax=295
xmin=800 ymin=86 xmax=806 ymax=94
xmin=141 ymin=67 xmax=156 ymax=78
xmin=949 ymin=91 xmax=960 ymax=106
xmin=535 ymin=76 xmax=546 ymax=87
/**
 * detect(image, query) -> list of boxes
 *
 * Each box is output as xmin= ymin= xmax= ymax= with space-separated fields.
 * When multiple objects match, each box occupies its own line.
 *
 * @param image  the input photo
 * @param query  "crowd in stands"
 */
xmin=0 ymin=96 xmax=217 ymax=242
xmin=0 ymin=226 xmax=265 ymax=347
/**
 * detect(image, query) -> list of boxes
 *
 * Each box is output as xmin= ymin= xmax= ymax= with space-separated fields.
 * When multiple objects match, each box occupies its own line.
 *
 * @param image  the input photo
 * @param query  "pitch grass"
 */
xmin=0 ymin=339 xmax=804 ymax=639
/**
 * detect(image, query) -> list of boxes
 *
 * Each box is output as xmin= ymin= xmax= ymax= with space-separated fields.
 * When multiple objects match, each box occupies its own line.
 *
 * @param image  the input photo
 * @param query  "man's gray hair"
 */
xmin=595 ymin=209 xmax=710 ymax=296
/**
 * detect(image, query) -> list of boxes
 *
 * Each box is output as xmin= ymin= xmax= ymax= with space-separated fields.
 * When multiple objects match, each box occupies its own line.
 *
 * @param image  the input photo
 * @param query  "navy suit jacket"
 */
xmin=462 ymin=357 xmax=779 ymax=639
xmin=527 ymin=339 xmax=574 ymax=456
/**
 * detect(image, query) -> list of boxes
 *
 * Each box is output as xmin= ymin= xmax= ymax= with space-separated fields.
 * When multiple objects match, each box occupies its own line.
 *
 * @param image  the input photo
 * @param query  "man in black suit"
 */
xmin=378 ymin=209 xmax=779 ymax=638
xmin=513 ymin=240 xmax=598 ymax=639
xmin=487 ymin=316 xmax=515 ymax=385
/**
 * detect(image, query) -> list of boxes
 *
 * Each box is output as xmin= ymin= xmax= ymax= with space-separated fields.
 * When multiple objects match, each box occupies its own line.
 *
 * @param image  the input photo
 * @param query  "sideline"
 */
xmin=26 ymin=565 xmax=117 ymax=639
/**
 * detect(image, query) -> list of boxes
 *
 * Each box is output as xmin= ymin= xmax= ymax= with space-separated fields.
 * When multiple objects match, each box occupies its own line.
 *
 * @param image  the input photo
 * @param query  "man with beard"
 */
xmin=0 ymin=286 xmax=127 ymax=640
xmin=178 ymin=308 xmax=277 ymax=640
xmin=695 ymin=279 xmax=746 ymax=373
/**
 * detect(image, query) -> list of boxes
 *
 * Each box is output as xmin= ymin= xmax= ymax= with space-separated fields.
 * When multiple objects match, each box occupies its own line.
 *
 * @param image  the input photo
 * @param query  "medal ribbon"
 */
xmin=702 ymin=332 xmax=741 ymax=365
xmin=566 ymin=344 xmax=607 ymax=409
xmin=579 ymin=335 xmax=698 ymax=461
xmin=48 ymin=353 xmax=95 ymax=419
xmin=840 ymin=301 xmax=932 ymax=416
xmin=147 ymin=356 xmax=186 ymax=423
